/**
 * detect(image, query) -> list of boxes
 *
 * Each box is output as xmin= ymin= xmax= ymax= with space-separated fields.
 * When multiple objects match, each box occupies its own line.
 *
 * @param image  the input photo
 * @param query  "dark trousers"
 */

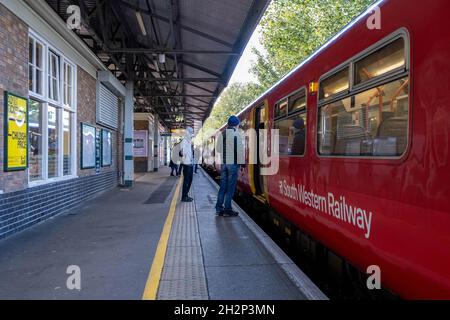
xmin=215 ymin=164 xmax=239 ymax=212
xmin=182 ymin=164 xmax=194 ymax=199
xmin=170 ymin=164 xmax=178 ymax=176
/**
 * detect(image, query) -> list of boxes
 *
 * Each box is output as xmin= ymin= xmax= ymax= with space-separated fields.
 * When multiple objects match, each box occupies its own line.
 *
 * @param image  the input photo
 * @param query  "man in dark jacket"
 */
xmin=291 ymin=118 xmax=306 ymax=156
xmin=215 ymin=116 xmax=244 ymax=217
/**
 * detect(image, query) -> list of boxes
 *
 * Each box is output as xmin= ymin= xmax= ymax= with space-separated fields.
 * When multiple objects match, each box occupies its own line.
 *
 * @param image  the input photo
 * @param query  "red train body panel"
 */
xmin=207 ymin=0 xmax=450 ymax=299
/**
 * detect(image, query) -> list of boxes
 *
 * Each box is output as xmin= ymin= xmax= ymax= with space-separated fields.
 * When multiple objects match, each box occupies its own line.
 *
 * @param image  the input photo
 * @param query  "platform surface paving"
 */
xmin=157 ymin=170 xmax=308 ymax=300
xmin=0 ymin=167 xmax=322 ymax=300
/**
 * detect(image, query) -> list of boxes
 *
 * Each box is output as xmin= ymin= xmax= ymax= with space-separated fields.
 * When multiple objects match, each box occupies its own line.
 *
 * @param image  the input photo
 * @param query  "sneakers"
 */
xmin=216 ymin=210 xmax=239 ymax=217
xmin=181 ymin=196 xmax=193 ymax=202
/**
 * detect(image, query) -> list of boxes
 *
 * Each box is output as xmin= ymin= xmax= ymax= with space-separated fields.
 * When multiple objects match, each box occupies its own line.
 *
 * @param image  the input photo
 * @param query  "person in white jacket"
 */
xmin=180 ymin=127 xmax=194 ymax=202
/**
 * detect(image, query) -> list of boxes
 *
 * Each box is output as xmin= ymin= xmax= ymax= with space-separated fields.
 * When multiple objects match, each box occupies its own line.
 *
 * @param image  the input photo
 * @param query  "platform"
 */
xmin=0 ymin=167 xmax=326 ymax=300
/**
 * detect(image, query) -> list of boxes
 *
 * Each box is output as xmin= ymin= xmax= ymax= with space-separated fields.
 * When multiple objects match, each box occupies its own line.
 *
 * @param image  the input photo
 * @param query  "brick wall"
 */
xmin=0 ymin=4 xmax=125 ymax=240
xmin=0 ymin=171 xmax=118 ymax=239
xmin=0 ymin=4 xmax=29 ymax=194
xmin=77 ymin=67 xmax=122 ymax=178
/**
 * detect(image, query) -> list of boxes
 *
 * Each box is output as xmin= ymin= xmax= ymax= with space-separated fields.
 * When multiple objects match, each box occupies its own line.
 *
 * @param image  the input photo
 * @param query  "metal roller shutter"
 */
xmin=98 ymin=84 xmax=119 ymax=129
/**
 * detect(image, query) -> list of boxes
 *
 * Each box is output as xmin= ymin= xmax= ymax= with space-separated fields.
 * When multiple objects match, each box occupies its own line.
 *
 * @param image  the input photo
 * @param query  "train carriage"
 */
xmin=204 ymin=0 xmax=450 ymax=299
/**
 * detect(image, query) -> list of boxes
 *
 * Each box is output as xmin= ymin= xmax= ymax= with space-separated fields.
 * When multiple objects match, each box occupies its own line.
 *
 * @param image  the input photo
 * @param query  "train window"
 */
xmin=319 ymin=67 xmax=350 ymax=100
xmin=318 ymin=77 xmax=409 ymax=157
xmin=289 ymin=89 xmax=306 ymax=114
xmin=275 ymin=113 xmax=307 ymax=156
xmin=355 ymin=38 xmax=405 ymax=85
xmin=275 ymin=99 xmax=288 ymax=119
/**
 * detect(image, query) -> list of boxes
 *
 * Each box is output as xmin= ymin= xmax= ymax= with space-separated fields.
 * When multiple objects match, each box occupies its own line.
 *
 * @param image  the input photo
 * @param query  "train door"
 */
xmin=254 ymin=103 xmax=268 ymax=199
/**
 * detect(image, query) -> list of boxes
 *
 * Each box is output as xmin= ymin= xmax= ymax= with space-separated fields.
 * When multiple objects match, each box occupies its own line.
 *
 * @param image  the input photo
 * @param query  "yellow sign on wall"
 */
xmin=4 ymin=92 xmax=28 ymax=171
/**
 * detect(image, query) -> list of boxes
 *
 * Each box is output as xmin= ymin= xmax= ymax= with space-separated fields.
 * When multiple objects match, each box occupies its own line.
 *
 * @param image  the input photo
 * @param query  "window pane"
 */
xmin=275 ymin=100 xmax=287 ymax=118
xmin=36 ymin=42 xmax=43 ymax=69
xmin=48 ymin=106 xmax=60 ymax=178
xmin=29 ymin=66 xmax=34 ymax=92
xmin=52 ymin=78 xmax=59 ymax=101
xmin=102 ymin=130 xmax=112 ymax=166
xmin=318 ymin=77 xmax=409 ymax=157
xmin=63 ymin=111 xmax=72 ymax=175
xmin=51 ymin=54 xmax=58 ymax=77
xmin=289 ymin=90 xmax=306 ymax=113
xmin=29 ymin=38 xmax=33 ymax=64
xmin=36 ymin=69 xmax=42 ymax=95
xmin=68 ymin=85 xmax=72 ymax=107
xmin=275 ymin=113 xmax=307 ymax=156
xmin=355 ymin=38 xmax=405 ymax=85
xmin=49 ymin=52 xmax=60 ymax=101
xmin=319 ymin=67 xmax=349 ymax=100
xmin=67 ymin=64 xmax=72 ymax=86
xmin=29 ymin=100 xmax=43 ymax=181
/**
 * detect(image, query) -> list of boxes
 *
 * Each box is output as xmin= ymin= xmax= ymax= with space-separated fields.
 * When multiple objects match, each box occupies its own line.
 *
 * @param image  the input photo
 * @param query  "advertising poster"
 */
xmin=81 ymin=123 xmax=96 ymax=169
xmin=133 ymin=130 xmax=148 ymax=157
xmin=4 ymin=92 xmax=28 ymax=171
xmin=102 ymin=129 xmax=112 ymax=167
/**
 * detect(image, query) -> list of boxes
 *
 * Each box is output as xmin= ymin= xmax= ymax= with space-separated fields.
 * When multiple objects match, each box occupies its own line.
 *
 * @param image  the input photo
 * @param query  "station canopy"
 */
xmin=45 ymin=0 xmax=271 ymax=129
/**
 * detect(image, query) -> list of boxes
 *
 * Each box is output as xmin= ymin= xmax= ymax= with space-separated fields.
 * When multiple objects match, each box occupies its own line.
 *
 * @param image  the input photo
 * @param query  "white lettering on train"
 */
xmin=278 ymin=180 xmax=373 ymax=239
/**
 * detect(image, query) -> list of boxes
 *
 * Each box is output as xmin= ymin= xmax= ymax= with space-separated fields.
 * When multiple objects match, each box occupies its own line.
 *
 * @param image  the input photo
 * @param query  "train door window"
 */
xmin=319 ymin=67 xmax=350 ymax=100
xmin=355 ymin=38 xmax=405 ymax=86
xmin=274 ymin=99 xmax=288 ymax=119
xmin=289 ymin=89 xmax=306 ymax=114
xmin=275 ymin=88 xmax=307 ymax=156
xmin=275 ymin=113 xmax=307 ymax=156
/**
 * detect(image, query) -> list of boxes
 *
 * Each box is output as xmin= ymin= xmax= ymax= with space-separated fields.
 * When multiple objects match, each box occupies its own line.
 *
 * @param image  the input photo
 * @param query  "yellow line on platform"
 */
xmin=142 ymin=178 xmax=182 ymax=300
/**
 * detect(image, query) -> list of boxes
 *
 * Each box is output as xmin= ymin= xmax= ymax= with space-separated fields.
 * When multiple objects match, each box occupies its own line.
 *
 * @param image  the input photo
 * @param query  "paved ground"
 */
xmin=0 ymin=169 xmax=177 ymax=300
xmin=157 ymin=170 xmax=307 ymax=300
xmin=0 ymin=167 xmax=320 ymax=300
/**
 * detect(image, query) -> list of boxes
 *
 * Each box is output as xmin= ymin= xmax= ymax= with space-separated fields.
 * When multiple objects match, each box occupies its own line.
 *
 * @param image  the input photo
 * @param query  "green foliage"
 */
xmin=197 ymin=82 xmax=264 ymax=140
xmin=251 ymin=0 xmax=376 ymax=89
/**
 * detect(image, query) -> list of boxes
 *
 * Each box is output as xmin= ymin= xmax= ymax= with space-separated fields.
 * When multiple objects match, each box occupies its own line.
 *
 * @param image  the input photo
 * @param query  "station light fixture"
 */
xmin=135 ymin=11 xmax=147 ymax=36
xmin=158 ymin=53 xmax=166 ymax=64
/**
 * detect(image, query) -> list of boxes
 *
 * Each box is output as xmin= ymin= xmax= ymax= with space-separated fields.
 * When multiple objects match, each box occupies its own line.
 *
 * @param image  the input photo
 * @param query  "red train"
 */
xmin=203 ymin=0 xmax=450 ymax=299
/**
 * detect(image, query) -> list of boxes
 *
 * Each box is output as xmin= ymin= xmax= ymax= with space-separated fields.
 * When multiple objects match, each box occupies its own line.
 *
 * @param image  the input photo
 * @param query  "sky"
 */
xmin=228 ymin=27 xmax=264 ymax=84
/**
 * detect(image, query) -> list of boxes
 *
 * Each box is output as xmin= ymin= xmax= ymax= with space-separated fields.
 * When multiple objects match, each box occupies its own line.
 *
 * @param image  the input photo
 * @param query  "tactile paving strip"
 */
xmin=157 ymin=189 xmax=209 ymax=300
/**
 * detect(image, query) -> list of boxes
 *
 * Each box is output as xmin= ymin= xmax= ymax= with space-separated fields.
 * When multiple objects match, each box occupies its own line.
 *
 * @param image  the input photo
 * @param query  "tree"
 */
xmin=199 ymin=0 xmax=376 ymax=139
xmin=251 ymin=0 xmax=376 ymax=89
xmin=197 ymin=82 xmax=263 ymax=139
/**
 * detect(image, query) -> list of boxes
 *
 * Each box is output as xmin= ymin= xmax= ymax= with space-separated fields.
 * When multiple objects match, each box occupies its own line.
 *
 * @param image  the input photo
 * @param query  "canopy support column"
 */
xmin=123 ymin=81 xmax=134 ymax=187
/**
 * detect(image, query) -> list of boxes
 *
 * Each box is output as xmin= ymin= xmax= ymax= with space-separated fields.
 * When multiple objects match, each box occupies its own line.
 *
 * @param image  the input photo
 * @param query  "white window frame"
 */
xmin=29 ymin=35 xmax=45 ymax=99
xmin=62 ymin=60 xmax=75 ymax=110
xmin=48 ymin=49 xmax=61 ymax=104
xmin=28 ymin=30 xmax=78 ymax=187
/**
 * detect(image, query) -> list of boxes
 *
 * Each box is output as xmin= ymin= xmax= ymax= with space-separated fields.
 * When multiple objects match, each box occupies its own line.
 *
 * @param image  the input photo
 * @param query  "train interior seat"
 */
xmin=335 ymin=125 xmax=369 ymax=155
xmin=375 ymin=117 xmax=408 ymax=156
xmin=320 ymin=130 xmax=336 ymax=155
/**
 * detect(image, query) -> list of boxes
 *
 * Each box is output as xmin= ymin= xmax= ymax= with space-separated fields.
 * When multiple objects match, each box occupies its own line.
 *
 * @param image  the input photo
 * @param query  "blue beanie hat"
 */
xmin=293 ymin=118 xmax=305 ymax=130
xmin=228 ymin=115 xmax=240 ymax=127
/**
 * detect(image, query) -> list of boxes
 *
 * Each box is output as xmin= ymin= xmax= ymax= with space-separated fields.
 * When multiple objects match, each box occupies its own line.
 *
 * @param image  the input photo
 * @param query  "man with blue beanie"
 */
xmin=215 ymin=115 xmax=244 ymax=217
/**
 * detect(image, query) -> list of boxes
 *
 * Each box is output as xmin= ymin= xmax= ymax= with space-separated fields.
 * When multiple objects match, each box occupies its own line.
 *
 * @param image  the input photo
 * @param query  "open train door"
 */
xmin=252 ymin=101 xmax=269 ymax=202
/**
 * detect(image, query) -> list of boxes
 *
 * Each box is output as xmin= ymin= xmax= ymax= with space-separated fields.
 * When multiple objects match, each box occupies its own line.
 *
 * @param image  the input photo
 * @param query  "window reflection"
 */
xmin=29 ymin=100 xmax=43 ymax=181
xmin=318 ymin=78 xmax=409 ymax=156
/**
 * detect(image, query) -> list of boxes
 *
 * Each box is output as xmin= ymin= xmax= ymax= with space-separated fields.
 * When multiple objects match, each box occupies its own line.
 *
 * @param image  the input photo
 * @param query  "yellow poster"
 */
xmin=5 ymin=93 xmax=28 ymax=171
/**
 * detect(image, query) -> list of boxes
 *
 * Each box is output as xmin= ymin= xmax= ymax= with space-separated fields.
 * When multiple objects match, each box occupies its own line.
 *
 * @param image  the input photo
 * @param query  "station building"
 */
xmin=0 ymin=0 xmax=269 ymax=242
xmin=0 ymin=1 xmax=168 ymax=239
